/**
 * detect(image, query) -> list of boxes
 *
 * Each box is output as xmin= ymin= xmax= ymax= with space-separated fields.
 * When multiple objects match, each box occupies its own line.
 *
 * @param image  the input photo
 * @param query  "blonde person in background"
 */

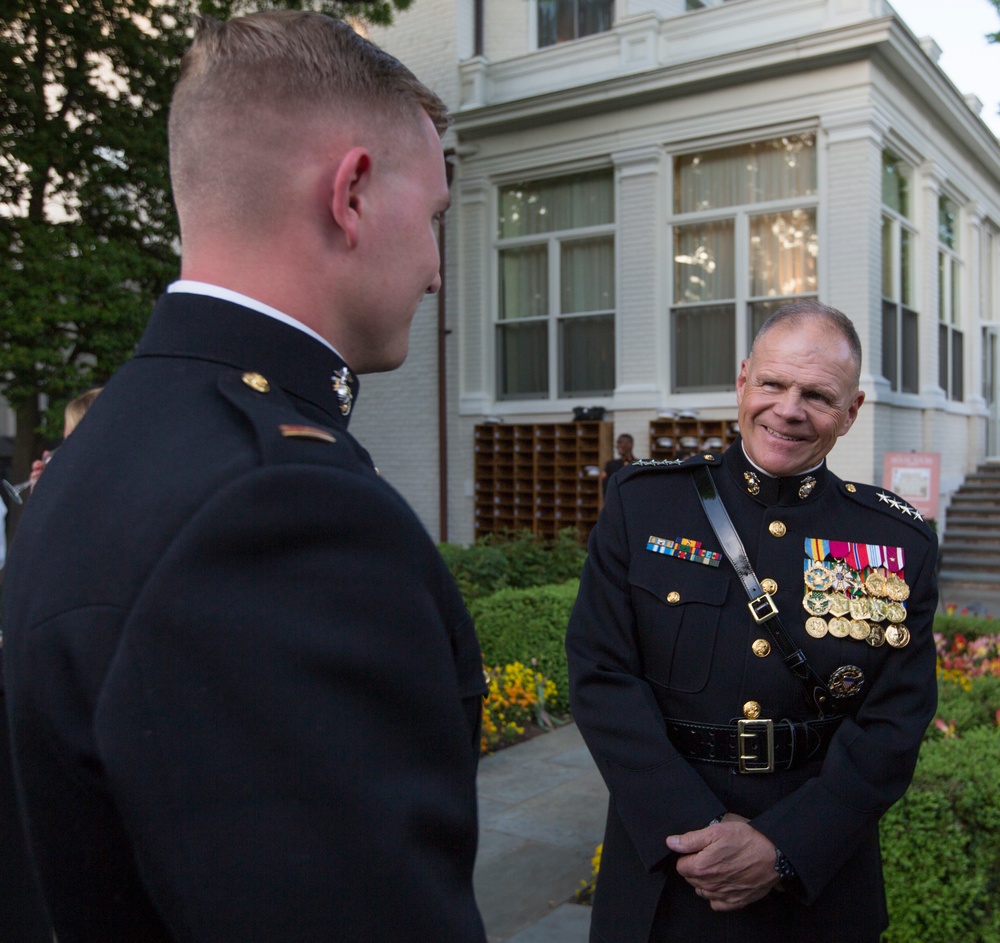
xmin=28 ymin=387 xmax=104 ymax=492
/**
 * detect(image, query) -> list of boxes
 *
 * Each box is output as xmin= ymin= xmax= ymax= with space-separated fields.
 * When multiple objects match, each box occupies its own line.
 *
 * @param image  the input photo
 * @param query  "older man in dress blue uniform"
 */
xmin=2 ymin=13 xmax=486 ymax=942
xmin=567 ymin=302 xmax=937 ymax=943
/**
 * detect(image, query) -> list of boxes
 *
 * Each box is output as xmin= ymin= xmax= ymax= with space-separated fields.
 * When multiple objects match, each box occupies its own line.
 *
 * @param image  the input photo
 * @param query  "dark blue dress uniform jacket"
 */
xmin=2 ymin=293 xmax=488 ymax=943
xmin=567 ymin=442 xmax=938 ymax=943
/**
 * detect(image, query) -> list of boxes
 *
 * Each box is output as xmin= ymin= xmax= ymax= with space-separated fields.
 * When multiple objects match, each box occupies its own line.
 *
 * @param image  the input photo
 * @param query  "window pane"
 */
xmin=499 ymin=246 xmax=547 ymax=320
xmin=882 ymin=151 xmax=908 ymax=217
xmin=882 ymin=301 xmax=899 ymax=391
xmin=952 ymin=330 xmax=964 ymax=401
xmin=561 ymin=313 xmax=614 ymax=395
xmin=498 ymin=322 xmax=548 ymax=398
xmin=881 ymin=216 xmax=893 ymax=298
xmin=498 ymin=170 xmax=613 ymax=238
xmin=749 ymin=208 xmax=817 ymax=297
xmin=939 ymin=322 xmax=949 ymax=392
xmin=537 ymin=0 xmax=573 ymax=47
xmin=951 ymin=258 xmax=960 ymax=325
xmin=902 ymin=308 xmax=918 ymax=394
xmin=674 ymin=133 xmax=816 ymax=213
xmin=579 ymin=0 xmax=613 ymax=38
xmin=672 ymin=304 xmax=736 ymax=391
xmin=562 ymin=236 xmax=614 ymax=313
xmin=674 ymin=220 xmax=734 ymax=303
xmin=901 ymin=229 xmax=912 ymax=307
xmin=939 ymin=251 xmax=946 ymax=322
xmin=749 ymin=298 xmax=808 ymax=354
xmin=938 ymin=196 xmax=957 ymax=249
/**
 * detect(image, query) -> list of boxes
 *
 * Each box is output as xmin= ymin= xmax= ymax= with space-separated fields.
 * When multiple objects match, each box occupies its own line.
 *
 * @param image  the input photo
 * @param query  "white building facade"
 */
xmin=355 ymin=0 xmax=1000 ymax=545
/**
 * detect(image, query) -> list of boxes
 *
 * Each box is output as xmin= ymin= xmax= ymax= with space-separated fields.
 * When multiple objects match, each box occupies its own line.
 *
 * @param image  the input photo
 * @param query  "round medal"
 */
xmin=805 ymin=616 xmax=829 ymax=638
xmin=865 ymin=571 xmax=888 ymax=597
xmin=828 ymin=617 xmax=850 ymax=638
xmin=828 ymin=664 xmax=865 ymax=698
xmin=866 ymin=624 xmax=886 ymax=647
xmin=885 ymin=624 xmax=911 ymax=648
xmin=885 ymin=602 xmax=907 ymax=623
xmin=848 ymin=619 xmax=871 ymax=641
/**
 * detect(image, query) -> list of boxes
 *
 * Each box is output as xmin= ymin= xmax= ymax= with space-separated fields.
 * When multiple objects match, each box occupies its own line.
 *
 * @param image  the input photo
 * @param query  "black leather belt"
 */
xmin=665 ymin=715 xmax=844 ymax=773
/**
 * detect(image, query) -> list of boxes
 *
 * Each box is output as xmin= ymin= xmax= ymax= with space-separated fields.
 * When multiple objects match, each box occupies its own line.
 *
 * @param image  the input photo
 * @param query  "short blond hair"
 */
xmin=169 ymin=12 xmax=449 ymax=228
xmin=64 ymin=387 xmax=103 ymax=436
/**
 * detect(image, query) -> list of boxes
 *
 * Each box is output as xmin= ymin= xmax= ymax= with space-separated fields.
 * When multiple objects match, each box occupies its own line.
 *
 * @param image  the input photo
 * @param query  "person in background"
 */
xmin=3 ymin=13 xmax=486 ymax=942
xmin=27 ymin=387 xmax=104 ymax=492
xmin=567 ymin=301 xmax=937 ymax=943
xmin=601 ymin=433 xmax=636 ymax=496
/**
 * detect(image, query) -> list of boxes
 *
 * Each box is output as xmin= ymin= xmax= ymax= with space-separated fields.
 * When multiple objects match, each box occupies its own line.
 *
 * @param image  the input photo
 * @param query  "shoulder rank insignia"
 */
xmin=875 ymin=491 xmax=923 ymax=521
xmin=631 ymin=458 xmax=684 ymax=468
xmin=279 ymin=424 xmax=337 ymax=444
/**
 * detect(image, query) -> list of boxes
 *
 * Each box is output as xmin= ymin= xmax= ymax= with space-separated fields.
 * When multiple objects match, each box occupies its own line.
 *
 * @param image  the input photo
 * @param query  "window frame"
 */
xmin=668 ymin=132 xmax=819 ymax=394
xmin=536 ymin=0 xmax=615 ymax=49
xmin=937 ymin=193 xmax=964 ymax=402
xmin=493 ymin=168 xmax=617 ymax=403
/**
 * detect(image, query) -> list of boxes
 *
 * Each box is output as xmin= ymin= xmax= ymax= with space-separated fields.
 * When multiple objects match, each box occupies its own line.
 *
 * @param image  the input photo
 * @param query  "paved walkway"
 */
xmin=474 ymin=723 xmax=605 ymax=942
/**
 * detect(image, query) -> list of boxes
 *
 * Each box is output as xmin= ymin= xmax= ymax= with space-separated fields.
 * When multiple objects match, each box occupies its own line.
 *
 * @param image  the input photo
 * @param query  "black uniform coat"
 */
xmin=567 ymin=441 xmax=937 ymax=943
xmin=2 ymin=293 xmax=488 ymax=943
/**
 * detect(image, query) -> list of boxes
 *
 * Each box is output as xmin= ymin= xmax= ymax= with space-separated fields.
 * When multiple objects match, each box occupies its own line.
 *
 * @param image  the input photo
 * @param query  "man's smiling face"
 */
xmin=736 ymin=317 xmax=865 ymax=477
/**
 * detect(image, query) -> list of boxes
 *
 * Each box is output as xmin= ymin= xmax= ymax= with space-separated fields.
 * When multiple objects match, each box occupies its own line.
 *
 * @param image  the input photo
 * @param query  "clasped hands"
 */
xmin=666 ymin=812 xmax=781 ymax=911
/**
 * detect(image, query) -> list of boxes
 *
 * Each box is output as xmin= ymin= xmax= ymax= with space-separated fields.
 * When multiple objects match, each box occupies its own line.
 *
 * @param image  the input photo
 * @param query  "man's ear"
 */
xmin=331 ymin=147 xmax=372 ymax=250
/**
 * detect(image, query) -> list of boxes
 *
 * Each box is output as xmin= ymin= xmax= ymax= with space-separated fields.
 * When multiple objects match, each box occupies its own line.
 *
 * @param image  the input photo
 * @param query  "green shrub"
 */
xmin=933 ymin=674 xmax=1000 ymax=738
xmin=881 ymin=726 xmax=1000 ymax=943
xmin=470 ymin=580 xmax=579 ymax=713
xmin=439 ymin=529 xmax=586 ymax=602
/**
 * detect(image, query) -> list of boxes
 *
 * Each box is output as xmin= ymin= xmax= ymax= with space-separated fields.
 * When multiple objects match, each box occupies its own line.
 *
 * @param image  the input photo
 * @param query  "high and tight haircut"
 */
xmin=751 ymin=300 xmax=863 ymax=384
xmin=168 ymin=11 xmax=449 ymax=208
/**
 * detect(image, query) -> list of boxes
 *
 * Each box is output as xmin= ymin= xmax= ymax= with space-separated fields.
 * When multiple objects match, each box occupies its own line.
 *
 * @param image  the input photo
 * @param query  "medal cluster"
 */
xmin=801 ymin=562 xmax=911 ymax=649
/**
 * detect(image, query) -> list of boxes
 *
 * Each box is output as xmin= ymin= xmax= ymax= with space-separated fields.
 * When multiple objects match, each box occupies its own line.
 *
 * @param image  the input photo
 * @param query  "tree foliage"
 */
xmin=0 ymin=0 xmax=413 ymax=474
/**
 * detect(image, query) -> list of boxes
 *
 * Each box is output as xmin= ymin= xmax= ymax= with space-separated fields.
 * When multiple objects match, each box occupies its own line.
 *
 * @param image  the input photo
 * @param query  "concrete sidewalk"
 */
xmin=474 ymin=723 xmax=606 ymax=942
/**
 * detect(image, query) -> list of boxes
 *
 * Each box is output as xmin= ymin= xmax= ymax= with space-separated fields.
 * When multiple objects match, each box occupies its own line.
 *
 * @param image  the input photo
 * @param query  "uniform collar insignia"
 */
xmin=331 ymin=366 xmax=355 ymax=416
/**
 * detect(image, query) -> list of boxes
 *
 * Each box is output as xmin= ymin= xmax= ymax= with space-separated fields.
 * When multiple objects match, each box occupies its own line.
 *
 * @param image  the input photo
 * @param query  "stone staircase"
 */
xmin=939 ymin=462 xmax=1000 ymax=598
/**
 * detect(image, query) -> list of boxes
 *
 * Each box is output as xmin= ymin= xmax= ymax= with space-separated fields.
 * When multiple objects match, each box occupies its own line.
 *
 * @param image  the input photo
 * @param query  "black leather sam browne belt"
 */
xmin=663 ymin=467 xmax=864 ymax=774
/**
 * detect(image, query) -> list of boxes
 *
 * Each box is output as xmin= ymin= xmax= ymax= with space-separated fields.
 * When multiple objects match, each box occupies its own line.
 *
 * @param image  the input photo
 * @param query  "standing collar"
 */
xmin=138 ymin=292 xmax=360 ymax=428
xmin=723 ymin=435 xmax=830 ymax=506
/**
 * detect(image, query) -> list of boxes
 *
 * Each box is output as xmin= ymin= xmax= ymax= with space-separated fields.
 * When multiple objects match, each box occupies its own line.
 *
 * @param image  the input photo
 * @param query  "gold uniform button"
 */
xmin=703 ymin=454 xmax=715 ymax=461
xmin=743 ymin=700 xmax=762 ymax=719
xmin=666 ymin=591 xmax=681 ymax=604
xmin=845 ymin=483 xmax=857 ymax=493
xmin=768 ymin=521 xmax=787 ymax=538
xmin=242 ymin=372 xmax=270 ymax=393
xmin=752 ymin=639 xmax=771 ymax=658
xmin=761 ymin=578 xmax=778 ymax=595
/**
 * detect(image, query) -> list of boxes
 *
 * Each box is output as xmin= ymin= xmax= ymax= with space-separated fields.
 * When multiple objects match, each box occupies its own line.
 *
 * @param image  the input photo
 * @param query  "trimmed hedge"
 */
xmin=881 ymin=723 xmax=1000 ymax=943
xmin=933 ymin=612 xmax=999 ymax=645
xmin=438 ymin=529 xmax=586 ymax=602
xmin=470 ymin=580 xmax=579 ymax=714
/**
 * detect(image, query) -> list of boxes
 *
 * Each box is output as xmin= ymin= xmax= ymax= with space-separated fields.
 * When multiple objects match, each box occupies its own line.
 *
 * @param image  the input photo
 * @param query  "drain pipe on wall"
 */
xmin=437 ymin=152 xmax=456 ymax=543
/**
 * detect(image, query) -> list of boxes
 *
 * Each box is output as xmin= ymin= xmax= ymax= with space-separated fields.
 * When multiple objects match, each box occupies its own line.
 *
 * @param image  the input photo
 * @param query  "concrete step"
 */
xmin=938 ymin=568 xmax=1000 ymax=587
xmin=939 ymin=541 xmax=1000 ymax=556
xmin=936 ymin=554 xmax=1000 ymax=574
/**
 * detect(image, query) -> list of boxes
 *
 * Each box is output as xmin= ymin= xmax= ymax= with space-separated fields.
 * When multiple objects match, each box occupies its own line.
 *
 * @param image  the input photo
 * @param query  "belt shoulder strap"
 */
xmin=693 ymin=465 xmax=833 ymax=717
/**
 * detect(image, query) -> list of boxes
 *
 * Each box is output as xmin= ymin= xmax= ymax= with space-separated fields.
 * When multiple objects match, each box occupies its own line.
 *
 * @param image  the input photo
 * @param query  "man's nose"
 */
xmin=427 ymin=269 xmax=442 ymax=294
xmin=773 ymin=391 xmax=806 ymax=420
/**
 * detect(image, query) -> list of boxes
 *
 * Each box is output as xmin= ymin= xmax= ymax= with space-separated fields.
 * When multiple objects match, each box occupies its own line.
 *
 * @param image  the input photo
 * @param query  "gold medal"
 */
xmin=869 ymin=598 xmax=888 ymax=623
xmin=866 ymin=623 xmax=886 ymax=647
xmin=864 ymin=571 xmax=888 ymax=597
xmin=803 ymin=592 xmax=833 ymax=616
xmin=885 ymin=602 xmax=907 ymax=623
xmin=804 ymin=563 xmax=834 ymax=591
xmin=885 ymin=624 xmax=911 ymax=648
xmin=828 ymin=617 xmax=850 ymax=638
xmin=805 ymin=616 xmax=829 ymax=638
xmin=828 ymin=593 xmax=851 ymax=617
xmin=885 ymin=575 xmax=910 ymax=602
xmin=848 ymin=619 xmax=871 ymax=641
xmin=849 ymin=597 xmax=872 ymax=621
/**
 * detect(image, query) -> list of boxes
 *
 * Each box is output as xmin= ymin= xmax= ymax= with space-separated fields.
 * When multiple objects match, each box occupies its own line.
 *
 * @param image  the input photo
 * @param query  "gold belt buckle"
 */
xmin=748 ymin=592 xmax=778 ymax=623
xmin=737 ymin=718 xmax=774 ymax=773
